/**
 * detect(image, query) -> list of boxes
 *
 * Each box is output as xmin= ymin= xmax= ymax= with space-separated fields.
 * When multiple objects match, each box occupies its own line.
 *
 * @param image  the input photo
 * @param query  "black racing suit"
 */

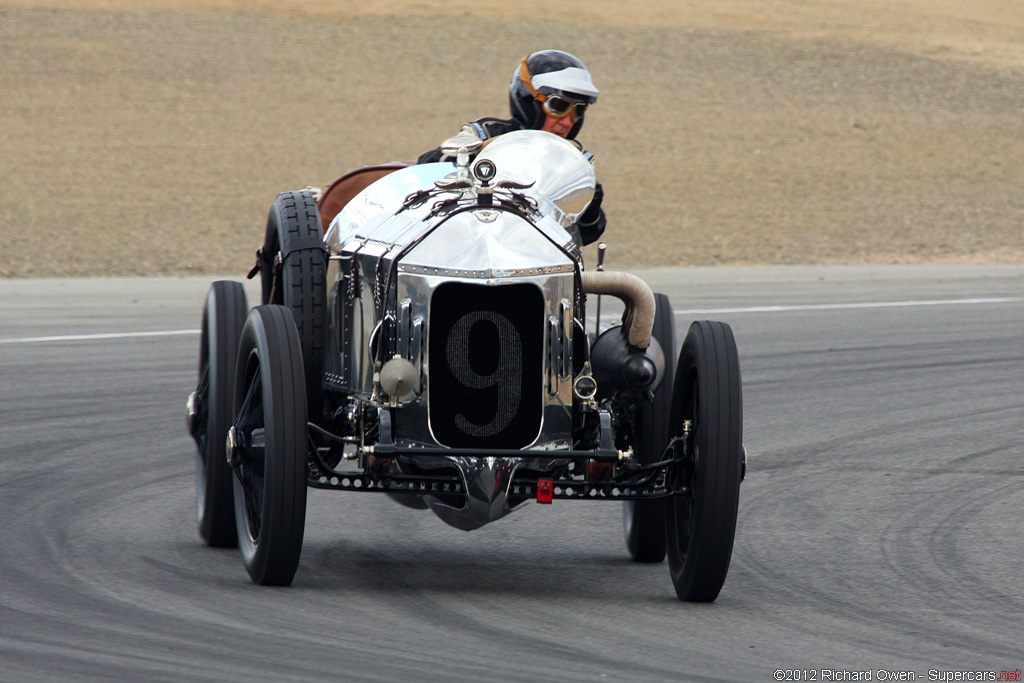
xmin=418 ymin=117 xmax=606 ymax=246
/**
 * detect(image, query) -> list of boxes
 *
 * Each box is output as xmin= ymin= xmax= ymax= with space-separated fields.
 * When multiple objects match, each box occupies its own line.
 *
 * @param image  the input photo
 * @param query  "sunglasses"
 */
xmin=519 ymin=57 xmax=590 ymax=122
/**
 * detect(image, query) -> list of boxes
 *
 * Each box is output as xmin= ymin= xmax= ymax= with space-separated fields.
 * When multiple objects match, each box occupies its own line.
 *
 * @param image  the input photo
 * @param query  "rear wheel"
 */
xmin=623 ymin=292 xmax=675 ymax=562
xmin=666 ymin=320 xmax=743 ymax=602
xmin=230 ymin=305 xmax=308 ymax=586
xmin=190 ymin=280 xmax=247 ymax=547
xmin=261 ymin=190 xmax=327 ymax=420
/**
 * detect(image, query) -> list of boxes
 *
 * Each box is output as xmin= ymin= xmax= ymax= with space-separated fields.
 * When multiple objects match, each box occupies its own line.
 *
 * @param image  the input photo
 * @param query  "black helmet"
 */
xmin=509 ymin=50 xmax=599 ymax=140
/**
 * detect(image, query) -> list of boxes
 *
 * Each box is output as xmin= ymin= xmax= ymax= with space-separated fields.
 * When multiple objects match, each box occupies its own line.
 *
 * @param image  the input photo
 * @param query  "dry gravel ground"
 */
xmin=1 ymin=0 xmax=1023 ymax=277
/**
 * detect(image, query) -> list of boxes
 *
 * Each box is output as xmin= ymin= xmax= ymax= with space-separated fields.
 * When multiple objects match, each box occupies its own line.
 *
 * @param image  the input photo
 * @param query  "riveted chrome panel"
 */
xmin=397 ymin=209 xmax=574 ymax=277
xmin=325 ymin=163 xmax=450 ymax=254
xmin=392 ymin=270 xmax=575 ymax=451
xmin=397 ymin=263 xmax=574 ymax=279
xmin=396 ymin=298 xmax=412 ymax=360
xmin=560 ymin=298 xmax=573 ymax=379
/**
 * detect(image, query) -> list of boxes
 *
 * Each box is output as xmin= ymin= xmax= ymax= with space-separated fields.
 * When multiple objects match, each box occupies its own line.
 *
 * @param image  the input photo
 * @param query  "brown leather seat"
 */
xmin=317 ymin=162 xmax=414 ymax=233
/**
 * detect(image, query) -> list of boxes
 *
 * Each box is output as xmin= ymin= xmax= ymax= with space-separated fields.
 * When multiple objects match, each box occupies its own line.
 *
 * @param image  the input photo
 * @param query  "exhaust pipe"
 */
xmin=580 ymin=270 xmax=655 ymax=349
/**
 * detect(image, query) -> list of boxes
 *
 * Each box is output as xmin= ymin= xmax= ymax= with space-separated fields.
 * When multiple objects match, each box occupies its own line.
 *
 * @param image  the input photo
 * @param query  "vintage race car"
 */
xmin=186 ymin=130 xmax=745 ymax=601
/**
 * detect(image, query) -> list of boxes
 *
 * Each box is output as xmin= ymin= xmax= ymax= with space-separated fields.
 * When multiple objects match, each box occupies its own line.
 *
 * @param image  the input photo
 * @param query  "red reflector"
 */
xmin=537 ymin=480 xmax=554 ymax=504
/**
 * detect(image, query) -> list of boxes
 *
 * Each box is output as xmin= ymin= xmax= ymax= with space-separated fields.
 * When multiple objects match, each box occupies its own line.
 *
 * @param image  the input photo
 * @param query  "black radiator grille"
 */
xmin=429 ymin=282 xmax=544 ymax=449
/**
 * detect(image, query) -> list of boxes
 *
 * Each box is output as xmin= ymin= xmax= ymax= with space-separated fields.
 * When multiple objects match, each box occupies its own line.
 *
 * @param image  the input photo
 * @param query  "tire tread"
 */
xmin=666 ymin=319 xmax=743 ymax=602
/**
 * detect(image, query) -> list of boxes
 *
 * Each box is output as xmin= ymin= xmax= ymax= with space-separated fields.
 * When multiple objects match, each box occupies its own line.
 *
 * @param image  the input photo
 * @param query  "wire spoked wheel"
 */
xmin=666 ymin=320 xmax=743 ymax=602
xmin=190 ymin=280 xmax=247 ymax=548
xmin=229 ymin=305 xmax=308 ymax=586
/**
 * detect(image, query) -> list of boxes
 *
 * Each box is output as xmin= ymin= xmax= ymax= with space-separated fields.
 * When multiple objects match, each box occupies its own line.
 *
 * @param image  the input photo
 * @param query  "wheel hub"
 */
xmin=185 ymin=391 xmax=198 ymax=436
xmin=226 ymin=426 xmax=242 ymax=465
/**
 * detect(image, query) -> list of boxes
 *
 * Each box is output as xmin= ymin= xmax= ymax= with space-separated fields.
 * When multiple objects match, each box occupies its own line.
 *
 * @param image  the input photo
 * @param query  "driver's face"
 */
xmin=540 ymin=113 xmax=575 ymax=138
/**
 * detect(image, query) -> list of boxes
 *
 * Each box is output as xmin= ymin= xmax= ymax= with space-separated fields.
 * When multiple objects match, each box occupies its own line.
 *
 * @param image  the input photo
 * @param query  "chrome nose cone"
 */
xmin=424 ymin=456 xmax=522 ymax=531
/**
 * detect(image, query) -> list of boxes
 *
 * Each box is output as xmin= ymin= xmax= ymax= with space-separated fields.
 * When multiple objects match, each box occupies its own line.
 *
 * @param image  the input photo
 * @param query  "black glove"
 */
xmin=576 ymin=183 xmax=606 ymax=246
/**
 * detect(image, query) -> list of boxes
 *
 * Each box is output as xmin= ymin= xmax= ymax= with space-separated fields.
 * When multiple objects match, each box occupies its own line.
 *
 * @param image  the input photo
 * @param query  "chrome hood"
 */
xmin=396 ymin=206 xmax=573 ymax=277
xmin=477 ymin=129 xmax=597 ymax=225
xmin=326 ymin=130 xmax=597 ymax=255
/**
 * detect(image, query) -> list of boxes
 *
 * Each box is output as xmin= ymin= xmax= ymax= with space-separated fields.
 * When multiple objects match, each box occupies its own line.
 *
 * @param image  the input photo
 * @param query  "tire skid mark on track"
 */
xmin=302 ymin=541 xmax=710 ymax=682
xmin=738 ymin=444 xmax=1023 ymax=663
xmin=45 ymin=476 xmax=423 ymax=681
xmin=730 ymin=292 xmax=1023 ymax=666
xmin=738 ymin=466 xmax=1023 ymax=663
xmin=878 ymin=475 xmax=1024 ymax=654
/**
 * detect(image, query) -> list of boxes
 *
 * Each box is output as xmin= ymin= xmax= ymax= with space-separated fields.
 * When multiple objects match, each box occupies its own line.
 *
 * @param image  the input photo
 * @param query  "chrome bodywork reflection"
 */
xmin=425 ymin=457 xmax=524 ymax=532
xmin=324 ymin=131 xmax=598 ymax=531
xmin=475 ymin=130 xmax=597 ymax=226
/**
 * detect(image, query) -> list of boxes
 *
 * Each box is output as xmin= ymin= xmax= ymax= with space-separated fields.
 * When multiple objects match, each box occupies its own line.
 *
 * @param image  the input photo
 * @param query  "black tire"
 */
xmin=623 ymin=292 xmax=675 ymax=562
xmin=666 ymin=320 xmax=743 ymax=602
xmin=191 ymin=280 xmax=247 ymax=547
xmin=230 ymin=305 xmax=308 ymax=586
xmin=261 ymin=190 xmax=327 ymax=420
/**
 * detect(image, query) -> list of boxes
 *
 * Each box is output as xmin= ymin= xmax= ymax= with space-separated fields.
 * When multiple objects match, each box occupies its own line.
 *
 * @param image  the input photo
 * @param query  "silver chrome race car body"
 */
xmin=323 ymin=132 xmax=598 ymax=529
xmin=190 ymin=129 xmax=745 ymax=600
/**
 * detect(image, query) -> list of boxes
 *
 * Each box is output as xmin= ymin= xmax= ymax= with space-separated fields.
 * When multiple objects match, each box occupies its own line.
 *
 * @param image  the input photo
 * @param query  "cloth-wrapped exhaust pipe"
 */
xmin=580 ymin=271 xmax=655 ymax=349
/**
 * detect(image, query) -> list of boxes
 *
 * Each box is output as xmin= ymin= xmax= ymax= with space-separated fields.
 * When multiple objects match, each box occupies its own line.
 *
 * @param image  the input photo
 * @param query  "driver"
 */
xmin=418 ymin=49 xmax=606 ymax=246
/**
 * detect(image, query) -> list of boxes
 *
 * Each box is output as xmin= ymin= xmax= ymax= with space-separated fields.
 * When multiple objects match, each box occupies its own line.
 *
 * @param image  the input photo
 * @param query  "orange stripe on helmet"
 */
xmin=519 ymin=56 xmax=548 ymax=103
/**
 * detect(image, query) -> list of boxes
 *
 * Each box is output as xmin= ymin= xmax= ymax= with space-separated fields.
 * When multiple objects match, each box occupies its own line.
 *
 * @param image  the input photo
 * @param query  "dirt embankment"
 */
xmin=1 ymin=0 xmax=1022 ymax=276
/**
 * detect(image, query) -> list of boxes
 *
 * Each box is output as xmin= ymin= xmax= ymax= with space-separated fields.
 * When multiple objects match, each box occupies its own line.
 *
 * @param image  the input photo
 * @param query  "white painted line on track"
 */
xmin=0 ymin=329 xmax=198 ymax=345
xmin=1 ymin=298 xmax=1019 ymax=345
xmin=674 ymin=297 xmax=1022 ymax=316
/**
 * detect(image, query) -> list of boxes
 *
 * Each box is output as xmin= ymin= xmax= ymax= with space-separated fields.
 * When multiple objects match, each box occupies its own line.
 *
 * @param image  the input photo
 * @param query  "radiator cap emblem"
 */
xmin=473 ymin=159 xmax=496 ymax=183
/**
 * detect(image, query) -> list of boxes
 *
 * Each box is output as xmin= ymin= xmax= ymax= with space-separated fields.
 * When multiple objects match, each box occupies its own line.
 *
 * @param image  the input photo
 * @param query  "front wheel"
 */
xmin=666 ymin=320 xmax=743 ymax=602
xmin=230 ymin=305 xmax=308 ymax=586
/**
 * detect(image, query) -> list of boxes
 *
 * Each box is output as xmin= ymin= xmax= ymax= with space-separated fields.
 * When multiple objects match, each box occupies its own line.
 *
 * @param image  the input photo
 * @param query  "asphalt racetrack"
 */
xmin=1 ymin=266 xmax=1021 ymax=682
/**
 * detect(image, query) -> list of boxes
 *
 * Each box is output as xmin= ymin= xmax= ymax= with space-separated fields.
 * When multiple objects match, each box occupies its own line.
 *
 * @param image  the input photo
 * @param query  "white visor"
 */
xmin=531 ymin=67 xmax=599 ymax=101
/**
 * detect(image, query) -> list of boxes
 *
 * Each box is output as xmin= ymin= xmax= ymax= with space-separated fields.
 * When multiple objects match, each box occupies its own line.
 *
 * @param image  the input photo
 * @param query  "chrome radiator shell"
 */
xmin=322 ymin=131 xmax=598 ymax=530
